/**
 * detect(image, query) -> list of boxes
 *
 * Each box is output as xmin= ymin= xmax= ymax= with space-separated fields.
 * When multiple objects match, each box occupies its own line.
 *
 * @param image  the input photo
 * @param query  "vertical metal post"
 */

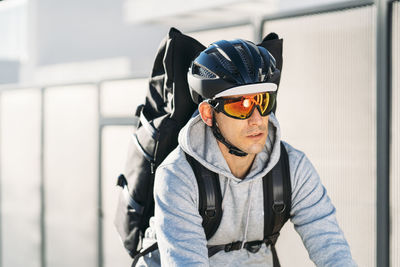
xmin=40 ymin=87 xmax=47 ymax=267
xmin=376 ymin=0 xmax=392 ymax=266
xmin=97 ymin=84 xmax=104 ymax=267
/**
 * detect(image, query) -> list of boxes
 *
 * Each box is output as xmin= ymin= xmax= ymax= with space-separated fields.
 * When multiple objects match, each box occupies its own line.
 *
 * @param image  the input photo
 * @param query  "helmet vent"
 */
xmin=235 ymin=45 xmax=255 ymax=78
xmin=213 ymin=52 xmax=238 ymax=75
xmin=193 ymin=64 xmax=217 ymax=79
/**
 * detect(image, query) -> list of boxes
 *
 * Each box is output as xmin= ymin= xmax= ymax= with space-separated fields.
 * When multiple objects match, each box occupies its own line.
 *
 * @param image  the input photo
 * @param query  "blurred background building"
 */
xmin=0 ymin=0 xmax=398 ymax=266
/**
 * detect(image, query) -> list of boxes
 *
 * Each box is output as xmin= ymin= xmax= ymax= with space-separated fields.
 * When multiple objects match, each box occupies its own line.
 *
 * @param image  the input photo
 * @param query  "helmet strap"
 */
xmin=211 ymin=113 xmax=248 ymax=157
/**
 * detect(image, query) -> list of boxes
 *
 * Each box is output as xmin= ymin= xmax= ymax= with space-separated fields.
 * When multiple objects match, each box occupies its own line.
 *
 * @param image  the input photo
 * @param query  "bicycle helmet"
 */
xmin=187 ymin=39 xmax=280 ymax=104
xmin=187 ymin=39 xmax=281 ymax=157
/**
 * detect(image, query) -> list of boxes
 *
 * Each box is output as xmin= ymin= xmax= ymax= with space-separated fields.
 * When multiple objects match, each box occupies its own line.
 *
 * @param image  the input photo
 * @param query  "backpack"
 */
xmin=114 ymin=27 xmax=290 ymax=267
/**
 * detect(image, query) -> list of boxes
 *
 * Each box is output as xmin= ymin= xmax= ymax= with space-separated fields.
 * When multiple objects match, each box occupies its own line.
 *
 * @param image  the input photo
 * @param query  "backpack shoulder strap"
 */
xmin=132 ymin=153 xmax=223 ymax=266
xmin=184 ymin=153 xmax=223 ymax=240
xmin=263 ymin=141 xmax=292 ymax=266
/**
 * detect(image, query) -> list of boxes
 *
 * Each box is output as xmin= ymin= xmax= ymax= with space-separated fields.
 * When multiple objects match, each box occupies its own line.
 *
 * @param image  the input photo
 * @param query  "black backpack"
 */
xmin=114 ymin=27 xmax=290 ymax=267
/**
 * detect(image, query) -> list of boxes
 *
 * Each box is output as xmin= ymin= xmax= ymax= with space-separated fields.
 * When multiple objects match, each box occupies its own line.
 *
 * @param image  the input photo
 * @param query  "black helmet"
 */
xmin=187 ymin=39 xmax=280 ymax=104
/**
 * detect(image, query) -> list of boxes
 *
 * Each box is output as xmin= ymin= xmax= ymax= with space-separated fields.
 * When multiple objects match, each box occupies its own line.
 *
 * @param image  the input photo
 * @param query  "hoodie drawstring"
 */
xmin=241 ymin=181 xmax=254 ymax=249
xmin=221 ymin=177 xmax=229 ymax=210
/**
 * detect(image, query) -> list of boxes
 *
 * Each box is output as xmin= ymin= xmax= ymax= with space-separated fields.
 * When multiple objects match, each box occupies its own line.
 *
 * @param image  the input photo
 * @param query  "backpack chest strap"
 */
xmin=207 ymin=233 xmax=280 ymax=257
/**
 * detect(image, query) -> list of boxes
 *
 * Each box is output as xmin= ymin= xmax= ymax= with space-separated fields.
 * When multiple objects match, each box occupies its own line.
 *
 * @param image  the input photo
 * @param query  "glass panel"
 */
xmin=44 ymin=85 xmax=98 ymax=267
xmin=264 ymin=7 xmax=376 ymax=267
xmin=188 ymin=25 xmax=253 ymax=46
xmin=0 ymin=88 xmax=41 ymax=267
xmin=101 ymin=126 xmax=135 ymax=267
xmin=391 ymin=2 xmax=400 ymax=267
xmin=100 ymin=79 xmax=148 ymax=117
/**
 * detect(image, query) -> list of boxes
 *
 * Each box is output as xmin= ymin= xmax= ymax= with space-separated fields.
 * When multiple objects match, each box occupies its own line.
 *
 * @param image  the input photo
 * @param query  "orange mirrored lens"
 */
xmin=256 ymin=93 xmax=269 ymax=114
xmin=223 ymin=92 xmax=270 ymax=118
xmin=224 ymin=99 xmax=254 ymax=119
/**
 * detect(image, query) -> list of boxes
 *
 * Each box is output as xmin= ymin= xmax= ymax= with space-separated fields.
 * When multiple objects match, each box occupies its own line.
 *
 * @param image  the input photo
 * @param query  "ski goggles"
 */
xmin=208 ymin=92 xmax=276 ymax=120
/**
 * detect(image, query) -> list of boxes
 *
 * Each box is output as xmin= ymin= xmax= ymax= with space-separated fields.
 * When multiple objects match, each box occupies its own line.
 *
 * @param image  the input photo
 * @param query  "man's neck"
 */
xmin=217 ymin=142 xmax=256 ymax=179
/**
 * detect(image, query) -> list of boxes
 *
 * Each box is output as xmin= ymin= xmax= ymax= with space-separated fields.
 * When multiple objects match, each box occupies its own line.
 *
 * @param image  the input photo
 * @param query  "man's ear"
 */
xmin=198 ymin=102 xmax=213 ymax=127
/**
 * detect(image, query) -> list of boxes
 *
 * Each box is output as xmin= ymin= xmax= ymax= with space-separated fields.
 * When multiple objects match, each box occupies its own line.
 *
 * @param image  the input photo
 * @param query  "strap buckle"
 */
xmin=224 ymin=241 xmax=242 ymax=252
xmin=272 ymin=200 xmax=286 ymax=214
xmin=116 ymin=174 xmax=127 ymax=188
xmin=265 ymin=233 xmax=280 ymax=245
xmin=244 ymin=240 xmax=263 ymax=253
xmin=204 ymin=209 xmax=216 ymax=218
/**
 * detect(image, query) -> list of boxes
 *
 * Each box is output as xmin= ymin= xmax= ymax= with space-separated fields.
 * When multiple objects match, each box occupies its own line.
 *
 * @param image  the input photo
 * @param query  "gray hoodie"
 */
xmin=136 ymin=113 xmax=357 ymax=267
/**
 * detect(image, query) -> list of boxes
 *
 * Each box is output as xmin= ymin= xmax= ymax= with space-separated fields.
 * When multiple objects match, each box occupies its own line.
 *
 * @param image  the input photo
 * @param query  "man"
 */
xmin=137 ymin=38 xmax=356 ymax=266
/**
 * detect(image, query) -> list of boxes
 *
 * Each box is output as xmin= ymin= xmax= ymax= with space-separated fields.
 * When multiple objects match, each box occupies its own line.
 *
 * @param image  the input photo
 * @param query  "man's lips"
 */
xmin=246 ymin=132 xmax=265 ymax=139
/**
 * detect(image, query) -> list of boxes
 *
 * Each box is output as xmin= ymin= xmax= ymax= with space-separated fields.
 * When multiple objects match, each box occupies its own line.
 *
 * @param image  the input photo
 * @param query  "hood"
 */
xmin=178 ymin=112 xmax=282 ymax=183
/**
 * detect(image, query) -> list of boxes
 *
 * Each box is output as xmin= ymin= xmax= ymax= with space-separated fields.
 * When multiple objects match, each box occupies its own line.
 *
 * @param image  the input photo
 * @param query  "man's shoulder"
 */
xmin=280 ymin=140 xmax=315 ymax=177
xmin=158 ymin=146 xmax=190 ymax=170
xmin=155 ymin=147 xmax=198 ymax=189
xmin=154 ymin=147 xmax=200 ymax=204
xmin=281 ymin=140 xmax=307 ymax=163
xmin=280 ymin=140 xmax=321 ymax=191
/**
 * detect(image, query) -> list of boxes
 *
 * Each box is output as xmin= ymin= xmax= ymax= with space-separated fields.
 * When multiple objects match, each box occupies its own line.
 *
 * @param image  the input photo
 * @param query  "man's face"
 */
xmin=214 ymin=104 xmax=269 ymax=155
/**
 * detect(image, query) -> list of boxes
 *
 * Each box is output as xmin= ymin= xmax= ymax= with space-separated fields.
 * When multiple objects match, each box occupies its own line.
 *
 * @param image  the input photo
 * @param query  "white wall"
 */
xmin=264 ymin=6 xmax=376 ymax=267
xmin=0 ymin=88 xmax=42 ymax=267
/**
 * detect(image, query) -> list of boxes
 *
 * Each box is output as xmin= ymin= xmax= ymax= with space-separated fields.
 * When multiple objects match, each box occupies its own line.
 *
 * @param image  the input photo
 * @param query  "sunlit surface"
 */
xmin=35 ymin=58 xmax=132 ymax=85
xmin=100 ymin=79 xmax=148 ymax=117
xmin=264 ymin=7 xmax=376 ymax=267
xmin=44 ymin=85 xmax=98 ymax=267
xmin=0 ymin=0 xmax=28 ymax=61
xmin=391 ymin=2 xmax=400 ymax=267
xmin=102 ymin=126 xmax=135 ymax=267
xmin=124 ymin=0 xmax=276 ymax=29
xmin=0 ymin=88 xmax=41 ymax=267
xmin=188 ymin=25 xmax=254 ymax=47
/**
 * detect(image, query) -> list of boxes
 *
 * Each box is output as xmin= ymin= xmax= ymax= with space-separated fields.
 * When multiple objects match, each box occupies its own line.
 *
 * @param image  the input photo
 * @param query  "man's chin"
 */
xmin=243 ymin=143 xmax=265 ymax=155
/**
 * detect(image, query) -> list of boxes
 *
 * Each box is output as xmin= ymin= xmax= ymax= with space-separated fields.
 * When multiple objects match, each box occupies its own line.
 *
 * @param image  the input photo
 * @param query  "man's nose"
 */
xmin=248 ymin=106 xmax=263 ymax=125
